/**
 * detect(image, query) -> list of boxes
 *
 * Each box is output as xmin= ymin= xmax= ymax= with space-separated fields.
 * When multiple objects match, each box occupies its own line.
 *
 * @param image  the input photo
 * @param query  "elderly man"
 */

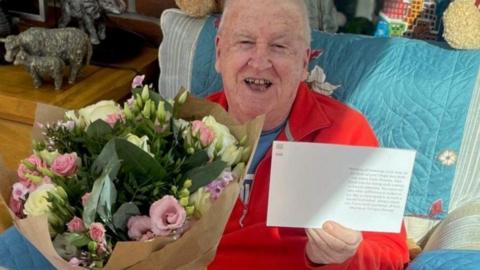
xmin=207 ymin=0 xmax=409 ymax=269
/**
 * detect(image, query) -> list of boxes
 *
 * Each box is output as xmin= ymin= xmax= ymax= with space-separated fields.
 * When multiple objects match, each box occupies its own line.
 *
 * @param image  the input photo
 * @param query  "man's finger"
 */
xmin=315 ymin=227 xmax=356 ymax=254
xmin=323 ymin=221 xmax=362 ymax=246
xmin=306 ymin=228 xmax=351 ymax=262
xmin=305 ymin=230 xmax=337 ymax=264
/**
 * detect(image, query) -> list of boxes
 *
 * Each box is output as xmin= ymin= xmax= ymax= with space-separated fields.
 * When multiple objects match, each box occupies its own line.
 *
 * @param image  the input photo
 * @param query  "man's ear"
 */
xmin=302 ymin=48 xmax=311 ymax=81
xmin=214 ymin=35 xmax=222 ymax=73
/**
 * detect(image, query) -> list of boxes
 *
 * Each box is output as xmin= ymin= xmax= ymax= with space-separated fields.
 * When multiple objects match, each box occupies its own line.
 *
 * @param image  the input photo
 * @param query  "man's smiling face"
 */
xmin=215 ymin=0 xmax=310 ymax=130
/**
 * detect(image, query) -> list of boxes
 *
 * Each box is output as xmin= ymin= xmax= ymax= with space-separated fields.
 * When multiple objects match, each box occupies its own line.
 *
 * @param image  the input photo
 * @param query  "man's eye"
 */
xmin=240 ymin=40 xmax=253 ymax=45
xmin=273 ymin=44 xmax=286 ymax=49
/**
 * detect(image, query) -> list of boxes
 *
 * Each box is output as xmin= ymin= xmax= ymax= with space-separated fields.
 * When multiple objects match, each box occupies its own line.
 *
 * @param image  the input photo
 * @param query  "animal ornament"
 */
xmin=14 ymin=49 xmax=66 ymax=90
xmin=58 ymin=0 xmax=126 ymax=44
xmin=1 ymin=27 xmax=92 ymax=84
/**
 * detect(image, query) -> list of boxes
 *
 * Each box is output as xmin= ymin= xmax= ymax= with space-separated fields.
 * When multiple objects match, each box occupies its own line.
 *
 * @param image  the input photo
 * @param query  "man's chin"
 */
xmin=230 ymin=107 xmax=266 ymax=124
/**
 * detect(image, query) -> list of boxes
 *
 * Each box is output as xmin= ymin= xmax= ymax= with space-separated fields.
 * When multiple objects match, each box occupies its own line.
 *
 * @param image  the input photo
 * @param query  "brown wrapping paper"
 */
xmin=0 ymin=94 xmax=264 ymax=270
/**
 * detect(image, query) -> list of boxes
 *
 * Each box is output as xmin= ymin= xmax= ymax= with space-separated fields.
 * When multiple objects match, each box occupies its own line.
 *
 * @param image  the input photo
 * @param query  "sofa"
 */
xmin=158 ymin=8 xmax=480 ymax=269
xmin=0 ymin=8 xmax=479 ymax=269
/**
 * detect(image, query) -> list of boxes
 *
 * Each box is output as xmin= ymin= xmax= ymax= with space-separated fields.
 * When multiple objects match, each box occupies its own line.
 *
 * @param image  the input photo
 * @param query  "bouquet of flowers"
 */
xmin=0 ymin=76 xmax=263 ymax=269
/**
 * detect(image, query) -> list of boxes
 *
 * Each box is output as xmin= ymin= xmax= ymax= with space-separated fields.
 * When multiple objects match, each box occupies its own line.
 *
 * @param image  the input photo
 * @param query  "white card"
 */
xmin=267 ymin=141 xmax=416 ymax=233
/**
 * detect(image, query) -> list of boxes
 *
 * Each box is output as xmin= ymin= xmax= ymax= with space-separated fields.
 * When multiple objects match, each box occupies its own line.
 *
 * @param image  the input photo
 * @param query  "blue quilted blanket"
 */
xmin=406 ymin=249 xmax=480 ymax=270
xmin=191 ymin=16 xmax=480 ymax=219
xmin=0 ymin=227 xmax=54 ymax=269
xmin=2 ymin=226 xmax=480 ymax=269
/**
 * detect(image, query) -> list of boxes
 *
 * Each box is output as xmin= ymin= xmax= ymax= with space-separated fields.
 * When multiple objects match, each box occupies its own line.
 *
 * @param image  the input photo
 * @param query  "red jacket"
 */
xmin=207 ymin=82 xmax=409 ymax=270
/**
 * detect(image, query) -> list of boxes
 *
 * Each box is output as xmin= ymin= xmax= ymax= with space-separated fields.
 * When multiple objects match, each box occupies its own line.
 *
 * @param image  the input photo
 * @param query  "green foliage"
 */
xmin=186 ymin=159 xmax=228 ymax=193
xmin=34 ymin=85 xmax=248 ymax=268
xmin=65 ymin=232 xmax=91 ymax=248
xmin=86 ymin=119 xmax=113 ymax=138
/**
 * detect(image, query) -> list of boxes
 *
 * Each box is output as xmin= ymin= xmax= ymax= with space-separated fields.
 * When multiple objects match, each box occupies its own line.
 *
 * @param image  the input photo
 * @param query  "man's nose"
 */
xmin=248 ymin=46 xmax=272 ymax=70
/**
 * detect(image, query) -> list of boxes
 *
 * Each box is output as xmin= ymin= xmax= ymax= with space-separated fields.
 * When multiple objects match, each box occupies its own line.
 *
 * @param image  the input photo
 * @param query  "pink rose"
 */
xmin=192 ymin=120 xmax=215 ymax=147
xmin=105 ymin=112 xmax=124 ymax=127
xmin=149 ymin=195 xmax=186 ymax=236
xmin=81 ymin=192 xmax=91 ymax=206
xmin=9 ymin=196 xmax=23 ymax=217
xmin=131 ymin=75 xmax=145 ymax=88
xmin=11 ymin=182 xmax=29 ymax=201
xmin=89 ymin=222 xmax=106 ymax=243
xmin=17 ymin=154 xmax=45 ymax=181
xmin=127 ymin=215 xmax=152 ymax=240
xmin=51 ymin=153 xmax=78 ymax=177
xmin=67 ymin=216 xmax=86 ymax=233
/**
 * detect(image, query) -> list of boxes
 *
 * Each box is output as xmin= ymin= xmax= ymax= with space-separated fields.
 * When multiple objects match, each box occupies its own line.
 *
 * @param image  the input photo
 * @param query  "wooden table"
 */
xmin=0 ymin=46 xmax=159 ymax=232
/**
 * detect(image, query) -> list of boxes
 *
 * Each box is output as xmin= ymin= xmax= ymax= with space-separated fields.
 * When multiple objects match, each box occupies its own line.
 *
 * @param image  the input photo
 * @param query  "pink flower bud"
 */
xmin=17 ymin=154 xmax=45 ymax=181
xmin=89 ymin=222 xmax=106 ymax=243
xmin=131 ymin=75 xmax=145 ymax=88
xmin=67 ymin=216 xmax=86 ymax=233
xmin=105 ymin=112 xmax=125 ymax=127
xmin=192 ymin=120 xmax=215 ymax=147
xmin=81 ymin=192 xmax=91 ymax=207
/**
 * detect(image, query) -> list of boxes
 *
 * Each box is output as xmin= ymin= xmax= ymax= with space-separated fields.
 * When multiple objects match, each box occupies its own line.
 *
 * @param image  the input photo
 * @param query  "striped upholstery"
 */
xmin=158 ymin=9 xmax=206 ymax=98
xmin=450 ymin=71 xmax=480 ymax=210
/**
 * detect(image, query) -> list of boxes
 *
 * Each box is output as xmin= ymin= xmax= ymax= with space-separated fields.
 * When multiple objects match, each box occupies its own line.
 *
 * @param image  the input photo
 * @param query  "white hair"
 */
xmin=218 ymin=0 xmax=311 ymax=46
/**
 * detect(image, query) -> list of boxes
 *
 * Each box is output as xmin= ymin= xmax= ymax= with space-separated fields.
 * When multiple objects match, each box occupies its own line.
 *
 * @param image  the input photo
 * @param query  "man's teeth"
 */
xmin=245 ymin=78 xmax=272 ymax=86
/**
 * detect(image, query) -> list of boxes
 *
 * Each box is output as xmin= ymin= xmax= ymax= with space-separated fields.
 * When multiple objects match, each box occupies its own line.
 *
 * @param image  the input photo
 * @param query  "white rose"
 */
xmin=78 ymin=100 xmax=122 ymax=127
xmin=202 ymin=116 xmax=238 ymax=158
xmin=189 ymin=187 xmax=212 ymax=218
xmin=23 ymin=184 xmax=56 ymax=217
xmin=126 ymin=133 xmax=154 ymax=156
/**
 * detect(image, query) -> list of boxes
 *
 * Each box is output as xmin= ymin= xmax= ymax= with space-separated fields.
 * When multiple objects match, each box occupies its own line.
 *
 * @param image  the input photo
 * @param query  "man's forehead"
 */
xmin=230 ymin=31 xmax=296 ymax=41
xmin=225 ymin=0 xmax=303 ymax=23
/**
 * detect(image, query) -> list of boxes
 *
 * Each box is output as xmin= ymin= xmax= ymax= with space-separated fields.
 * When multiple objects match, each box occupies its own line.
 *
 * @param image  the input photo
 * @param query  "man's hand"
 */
xmin=305 ymin=221 xmax=362 ymax=264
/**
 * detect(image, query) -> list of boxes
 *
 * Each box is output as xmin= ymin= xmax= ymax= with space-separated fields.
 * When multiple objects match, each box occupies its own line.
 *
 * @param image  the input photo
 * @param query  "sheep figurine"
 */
xmin=1 ymin=27 xmax=92 ymax=84
xmin=14 ymin=49 xmax=66 ymax=90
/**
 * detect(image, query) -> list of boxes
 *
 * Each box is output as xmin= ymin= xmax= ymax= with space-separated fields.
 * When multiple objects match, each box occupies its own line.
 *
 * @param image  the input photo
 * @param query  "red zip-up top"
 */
xmin=207 ymin=82 xmax=409 ymax=270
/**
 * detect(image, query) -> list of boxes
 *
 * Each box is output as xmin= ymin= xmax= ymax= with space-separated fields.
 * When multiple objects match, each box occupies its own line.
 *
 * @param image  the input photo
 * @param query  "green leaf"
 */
xmin=92 ymin=139 xmax=122 ymax=178
xmin=186 ymin=159 xmax=228 ymax=193
xmin=114 ymin=138 xmax=167 ymax=184
xmin=65 ymin=232 xmax=91 ymax=247
xmin=86 ymin=119 xmax=113 ymax=138
xmin=183 ymin=150 xmax=209 ymax=171
xmin=83 ymin=169 xmax=110 ymax=226
xmin=113 ymin=202 xmax=140 ymax=231
xmin=97 ymin=174 xmax=117 ymax=225
xmin=93 ymin=138 xmax=166 ymax=184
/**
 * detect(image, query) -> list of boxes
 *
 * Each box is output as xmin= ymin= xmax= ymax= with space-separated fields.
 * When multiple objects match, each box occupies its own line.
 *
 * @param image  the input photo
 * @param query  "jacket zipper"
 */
xmin=238 ymin=121 xmax=292 ymax=228
xmin=238 ymin=147 xmax=274 ymax=228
